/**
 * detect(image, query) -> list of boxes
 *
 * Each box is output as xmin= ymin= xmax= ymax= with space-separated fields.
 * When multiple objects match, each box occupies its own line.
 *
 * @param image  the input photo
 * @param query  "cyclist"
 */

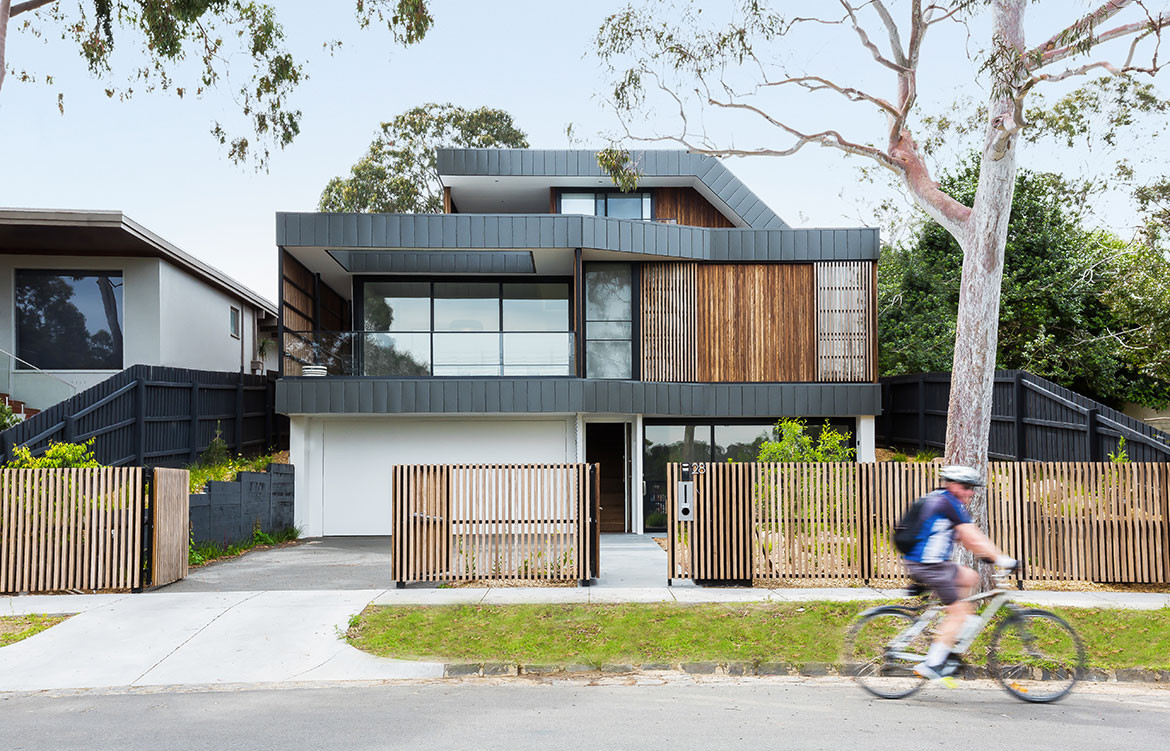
xmin=902 ymin=465 xmax=1016 ymax=682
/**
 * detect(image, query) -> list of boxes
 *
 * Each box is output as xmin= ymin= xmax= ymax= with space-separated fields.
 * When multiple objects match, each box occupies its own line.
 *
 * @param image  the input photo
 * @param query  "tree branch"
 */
xmin=1027 ymin=0 xmax=1133 ymax=65
xmin=758 ymin=74 xmax=902 ymax=117
xmin=871 ymin=0 xmax=909 ymax=66
xmin=839 ymin=0 xmax=913 ymax=73
xmin=0 ymin=0 xmax=9 ymax=95
xmin=10 ymin=0 xmax=55 ymax=17
xmin=1028 ymin=14 xmax=1169 ymax=72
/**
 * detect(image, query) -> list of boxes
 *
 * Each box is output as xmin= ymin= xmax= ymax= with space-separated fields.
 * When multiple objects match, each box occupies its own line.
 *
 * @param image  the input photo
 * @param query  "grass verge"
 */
xmin=348 ymin=602 xmax=1170 ymax=671
xmin=189 ymin=525 xmax=301 ymax=568
xmin=0 ymin=615 xmax=68 ymax=647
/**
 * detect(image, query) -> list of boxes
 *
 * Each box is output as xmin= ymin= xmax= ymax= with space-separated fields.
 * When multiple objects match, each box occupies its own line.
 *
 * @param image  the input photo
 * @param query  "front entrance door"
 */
xmin=586 ymin=423 xmax=628 ymax=533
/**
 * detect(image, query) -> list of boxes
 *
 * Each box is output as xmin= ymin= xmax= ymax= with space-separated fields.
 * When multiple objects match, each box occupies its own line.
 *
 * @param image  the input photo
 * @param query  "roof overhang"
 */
xmin=0 ymin=208 xmax=276 ymax=317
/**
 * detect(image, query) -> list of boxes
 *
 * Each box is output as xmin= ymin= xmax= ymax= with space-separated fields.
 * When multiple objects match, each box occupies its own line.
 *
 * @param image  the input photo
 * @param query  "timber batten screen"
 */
xmin=815 ymin=261 xmax=877 ymax=382
xmin=391 ymin=463 xmax=599 ymax=585
xmin=640 ymin=262 xmax=698 ymax=382
xmin=667 ymin=461 xmax=1170 ymax=584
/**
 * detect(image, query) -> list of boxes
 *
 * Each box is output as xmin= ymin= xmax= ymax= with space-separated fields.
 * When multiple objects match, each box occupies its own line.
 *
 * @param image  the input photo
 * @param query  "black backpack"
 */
xmin=892 ymin=494 xmax=931 ymax=555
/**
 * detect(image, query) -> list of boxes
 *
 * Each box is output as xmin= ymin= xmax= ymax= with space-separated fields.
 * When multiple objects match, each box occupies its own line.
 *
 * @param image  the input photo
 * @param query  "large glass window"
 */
xmin=585 ymin=263 xmax=633 ymax=379
xmin=558 ymin=191 xmax=652 ymax=219
xmin=15 ymin=270 xmax=124 ymax=370
xmin=360 ymin=280 xmax=572 ymax=376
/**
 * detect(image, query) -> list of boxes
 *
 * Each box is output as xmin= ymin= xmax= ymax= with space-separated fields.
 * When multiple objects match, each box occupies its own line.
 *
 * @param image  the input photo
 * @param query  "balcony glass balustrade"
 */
xmin=283 ymin=330 xmax=575 ymax=377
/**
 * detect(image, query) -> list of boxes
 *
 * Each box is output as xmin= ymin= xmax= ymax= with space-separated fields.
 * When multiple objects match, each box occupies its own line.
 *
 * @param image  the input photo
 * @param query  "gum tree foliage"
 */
xmin=0 ymin=0 xmax=433 ymax=167
xmin=319 ymin=103 xmax=528 ymax=214
xmin=595 ymin=1 xmax=1170 ymax=578
xmin=880 ymin=159 xmax=1170 ymax=410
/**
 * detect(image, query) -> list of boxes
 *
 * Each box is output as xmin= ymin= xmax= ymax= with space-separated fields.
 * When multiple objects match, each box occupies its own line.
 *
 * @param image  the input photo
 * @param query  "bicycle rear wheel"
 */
xmin=843 ymin=608 xmax=929 ymax=699
xmin=988 ymin=609 xmax=1085 ymax=703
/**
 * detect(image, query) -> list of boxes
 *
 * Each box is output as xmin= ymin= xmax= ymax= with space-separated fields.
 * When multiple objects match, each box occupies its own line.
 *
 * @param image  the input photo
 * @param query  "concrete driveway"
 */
xmin=162 ymin=537 xmax=393 ymax=592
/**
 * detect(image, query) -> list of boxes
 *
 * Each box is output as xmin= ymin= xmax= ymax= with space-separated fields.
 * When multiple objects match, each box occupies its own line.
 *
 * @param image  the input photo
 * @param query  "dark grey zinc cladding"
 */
xmin=327 ymin=249 xmax=534 ymax=273
xmin=277 ymin=379 xmax=881 ymax=417
xmin=436 ymin=148 xmax=788 ymax=230
xmin=278 ymin=213 xmax=879 ymax=263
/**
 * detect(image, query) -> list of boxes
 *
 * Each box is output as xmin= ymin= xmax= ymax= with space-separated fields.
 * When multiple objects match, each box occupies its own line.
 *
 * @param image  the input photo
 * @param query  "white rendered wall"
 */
xmin=856 ymin=415 xmax=876 ymax=462
xmin=0 ymin=255 xmax=162 ymax=409
xmin=291 ymin=415 xmax=579 ymax=537
xmin=158 ymin=261 xmax=254 ymax=373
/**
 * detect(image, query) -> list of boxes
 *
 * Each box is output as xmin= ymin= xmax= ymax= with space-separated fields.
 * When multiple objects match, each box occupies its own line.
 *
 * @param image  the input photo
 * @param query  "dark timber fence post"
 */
xmin=917 ymin=375 xmax=926 ymax=452
xmin=189 ymin=382 xmax=200 ymax=463
xmin=1013 ymin=372 xmax=1027 ymax=462
xmin=235 ymin=375 xmax=245 ymax=454
xmin=134 ymin=378 xmax=146 ymax=465
xmin=1086 ymin=409 xmax=1101 ymax=462
xmin=64 ymin=412 xmax=77 ymax=443
xmin=265 ymin=378 xmax=274 ymax=451
xmin=140 ymin=466 xmax=155 ymax=589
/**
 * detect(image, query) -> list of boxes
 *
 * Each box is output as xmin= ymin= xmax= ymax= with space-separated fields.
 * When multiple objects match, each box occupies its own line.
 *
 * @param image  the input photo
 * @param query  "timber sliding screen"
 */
xmin=640 ymin=261 xmax=876 ymax=383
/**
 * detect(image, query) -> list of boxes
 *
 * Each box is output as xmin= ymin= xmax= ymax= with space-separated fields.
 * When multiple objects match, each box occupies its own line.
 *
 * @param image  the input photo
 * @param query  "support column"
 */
xmin=856 ymin=415 xmax=876 ymax=462
xmin=632 ymin=414 xmax=645 ymax=534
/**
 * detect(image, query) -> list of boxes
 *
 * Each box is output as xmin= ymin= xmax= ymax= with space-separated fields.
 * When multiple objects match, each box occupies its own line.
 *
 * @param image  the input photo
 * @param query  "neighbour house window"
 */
xmin=359 ymin=280 xmax=572 ymax=376
xmin=584 ymin=263 xmax=633 ymax=379
xmin=14 ymin=270 xmax=124 ymax=370
xmin=558 ymin=191 xmax=652 ymax=219
xmin=230 ymin=306 xmax=241 ymax=339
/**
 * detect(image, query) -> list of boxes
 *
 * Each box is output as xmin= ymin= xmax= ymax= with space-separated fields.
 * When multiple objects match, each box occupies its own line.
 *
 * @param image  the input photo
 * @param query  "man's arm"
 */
xmin=954 ymin=523 xmax=1004 ymax=561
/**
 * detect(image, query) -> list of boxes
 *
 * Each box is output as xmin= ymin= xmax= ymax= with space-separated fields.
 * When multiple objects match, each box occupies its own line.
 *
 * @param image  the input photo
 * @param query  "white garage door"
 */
xmin=320 ymin=418 xmax=572 ymax=536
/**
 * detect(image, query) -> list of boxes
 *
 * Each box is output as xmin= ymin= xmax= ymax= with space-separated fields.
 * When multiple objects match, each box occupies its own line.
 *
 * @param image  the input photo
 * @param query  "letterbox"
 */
xmin=677 ymin=462 xmax=694 ymax=522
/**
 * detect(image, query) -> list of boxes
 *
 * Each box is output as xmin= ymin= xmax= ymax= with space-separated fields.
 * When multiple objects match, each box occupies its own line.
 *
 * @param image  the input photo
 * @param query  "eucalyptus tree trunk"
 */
xmin=945 ymin=0 xmax=1025 ymax=586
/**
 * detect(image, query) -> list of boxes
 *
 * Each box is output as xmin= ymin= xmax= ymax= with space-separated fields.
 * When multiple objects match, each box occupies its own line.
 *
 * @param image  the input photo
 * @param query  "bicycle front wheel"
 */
xmin=988 ymin=609 xmax=1086 ymax=703
xmin=843 ymin=607 xmax=929 ymax=699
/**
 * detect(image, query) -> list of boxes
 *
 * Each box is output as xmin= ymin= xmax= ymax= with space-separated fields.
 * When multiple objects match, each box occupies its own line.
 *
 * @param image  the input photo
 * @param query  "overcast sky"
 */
xmin=2 ymin=1 xmax=1166 ymax=302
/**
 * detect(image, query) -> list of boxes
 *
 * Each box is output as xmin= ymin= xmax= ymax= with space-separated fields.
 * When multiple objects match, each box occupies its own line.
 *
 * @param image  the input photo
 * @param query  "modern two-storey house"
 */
xmin=277 ymin=149 xmax=880 ymax=538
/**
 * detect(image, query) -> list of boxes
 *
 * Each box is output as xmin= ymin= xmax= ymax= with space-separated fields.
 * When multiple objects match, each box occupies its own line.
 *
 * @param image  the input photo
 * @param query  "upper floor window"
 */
xmin=230 ymin=306 xmax=242 ymax=339
xmin=558 ymin=191 xmax=653 ymax=220
xmin=15 ymin=270 xmax=124 ymax=370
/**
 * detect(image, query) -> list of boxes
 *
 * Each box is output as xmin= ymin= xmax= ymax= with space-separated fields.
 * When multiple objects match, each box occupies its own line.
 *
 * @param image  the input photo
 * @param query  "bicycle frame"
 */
xmin=885 ymin=578 xmax=1019 ymax=663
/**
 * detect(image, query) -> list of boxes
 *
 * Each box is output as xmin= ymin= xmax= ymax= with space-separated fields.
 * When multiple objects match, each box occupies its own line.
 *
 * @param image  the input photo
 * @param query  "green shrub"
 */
xmin=756 ymin=418 xmax=856 ymax=463
xmin=188 ymin=525 xmax=300 ymax=567
xmin=645 ymin=511 xmax=667 ymax=529
xmin=187 ymin=452 xmax=280 ymax=493
xmin=890 ymin=450 xmax=909 ymax=462
xmin=0 ymin=402 xmax=21 ymax=430
xmin=913 ymin=449 xmax=940 ymax=462
xmin=198 ymin=423 xmax=230 ymax=467
xmin=4 ymin=438 xmax=101 ymax=468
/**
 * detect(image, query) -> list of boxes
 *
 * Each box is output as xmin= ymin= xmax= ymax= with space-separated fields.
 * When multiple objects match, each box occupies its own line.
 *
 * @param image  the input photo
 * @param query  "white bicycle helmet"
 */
xmin=939 ymin=465 xmax=984 ymax=487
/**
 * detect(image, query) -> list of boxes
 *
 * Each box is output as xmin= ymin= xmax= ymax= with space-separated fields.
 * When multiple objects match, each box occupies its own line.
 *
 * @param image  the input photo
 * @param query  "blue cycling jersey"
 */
xmin=903 ymin=489 xmax=973 ymax=563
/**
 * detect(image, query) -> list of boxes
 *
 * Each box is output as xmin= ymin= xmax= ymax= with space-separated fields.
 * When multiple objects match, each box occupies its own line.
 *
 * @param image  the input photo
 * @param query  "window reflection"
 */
xmin=434 ymin=282 xmax=499 ymax=332
xmin=15 ymin=270 xmax=124 ymax=370
xmin=585 ymin=264 xmax=632 ymax=379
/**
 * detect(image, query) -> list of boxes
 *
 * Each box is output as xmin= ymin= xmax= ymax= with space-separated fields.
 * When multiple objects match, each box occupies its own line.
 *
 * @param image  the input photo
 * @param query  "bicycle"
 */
xmin=842 ymin=565 xmax=1087 ymax=703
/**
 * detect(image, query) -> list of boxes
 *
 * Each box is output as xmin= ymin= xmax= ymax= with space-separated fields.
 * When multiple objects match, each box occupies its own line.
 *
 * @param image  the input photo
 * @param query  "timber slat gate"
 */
xmin=391 ymin=463 xmax=600 ymax=586
xmin=0 ymin=467 xmax=189 ymax=594
xmin=0 ymin=364 xmax=288 ymax=468
xmin=667 ymin=462 xmax=1170 ymax=585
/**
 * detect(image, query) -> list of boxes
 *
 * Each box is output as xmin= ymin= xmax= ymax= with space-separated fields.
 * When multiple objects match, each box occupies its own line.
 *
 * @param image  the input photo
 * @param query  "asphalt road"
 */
xmin=2 ymin=679 xmax=1168 ymax=750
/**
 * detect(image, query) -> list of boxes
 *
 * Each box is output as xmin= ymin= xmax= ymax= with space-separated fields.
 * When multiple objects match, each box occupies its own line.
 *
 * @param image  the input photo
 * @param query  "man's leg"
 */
xmin=917 ymin=565 xmax=977 ymax=679
xmin=934 ymin=565 xmax=977 ymax=648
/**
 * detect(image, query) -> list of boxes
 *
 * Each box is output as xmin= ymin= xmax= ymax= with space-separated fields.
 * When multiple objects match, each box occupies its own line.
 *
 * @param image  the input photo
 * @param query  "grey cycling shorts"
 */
xmin=905 ymin=561 xmax=961 ymax=605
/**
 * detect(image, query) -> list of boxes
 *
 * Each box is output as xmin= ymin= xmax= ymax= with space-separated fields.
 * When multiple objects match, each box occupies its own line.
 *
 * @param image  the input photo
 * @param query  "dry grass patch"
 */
xmin=0 ymin=614 xmax=68 ymax=647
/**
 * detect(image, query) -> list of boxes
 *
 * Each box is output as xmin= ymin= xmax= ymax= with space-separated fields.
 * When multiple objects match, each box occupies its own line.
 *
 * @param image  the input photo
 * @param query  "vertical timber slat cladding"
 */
xmin=696 ymin=264 xmax=817 ymax=382
xmin=815 ymin=261 xmax=876 ymax=382
xmin=280 ymin=250 xmax=351 ymax=375
xmin=653 ymin=187 xmax=735 ymax=228
xmin=640 ymin=262 xmax=698 ymax=381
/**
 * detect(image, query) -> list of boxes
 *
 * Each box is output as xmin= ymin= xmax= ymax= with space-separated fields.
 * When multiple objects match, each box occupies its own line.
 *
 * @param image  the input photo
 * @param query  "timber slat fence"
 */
xmin=391 ymin=463 xmax=599 ymax=586
xmin=667 ymin=462 xmax=1170 ymax=584
xmin=0 ymin=467 xmax=189 ymax=594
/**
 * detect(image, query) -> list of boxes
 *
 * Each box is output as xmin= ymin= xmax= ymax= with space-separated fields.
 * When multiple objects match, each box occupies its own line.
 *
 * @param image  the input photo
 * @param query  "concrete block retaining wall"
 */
xmin=189 ymin=463 xmax=295 ymax=544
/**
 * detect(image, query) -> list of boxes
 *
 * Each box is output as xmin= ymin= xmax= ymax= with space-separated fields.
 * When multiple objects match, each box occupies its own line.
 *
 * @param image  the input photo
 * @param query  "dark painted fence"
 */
xmin=0 ymin=365 xmax=289 ymax=467
xmin=189 ymin=463 xmax=294 ymax=544
xmin=877 ymin=370 xmax=1170 ymax=462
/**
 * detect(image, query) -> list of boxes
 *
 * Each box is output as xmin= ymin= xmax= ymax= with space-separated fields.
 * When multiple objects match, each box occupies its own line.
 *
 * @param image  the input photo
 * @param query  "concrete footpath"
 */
xmin=1 ymin=585 xmax=1167 ymax=693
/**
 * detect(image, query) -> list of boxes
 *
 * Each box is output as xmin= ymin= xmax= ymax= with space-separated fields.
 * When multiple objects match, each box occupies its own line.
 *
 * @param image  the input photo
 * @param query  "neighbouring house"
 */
xmin=276 ymin=149 xmax=880 ymax=537
xmin=0 ymin=209 xmax=279 ymax=412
